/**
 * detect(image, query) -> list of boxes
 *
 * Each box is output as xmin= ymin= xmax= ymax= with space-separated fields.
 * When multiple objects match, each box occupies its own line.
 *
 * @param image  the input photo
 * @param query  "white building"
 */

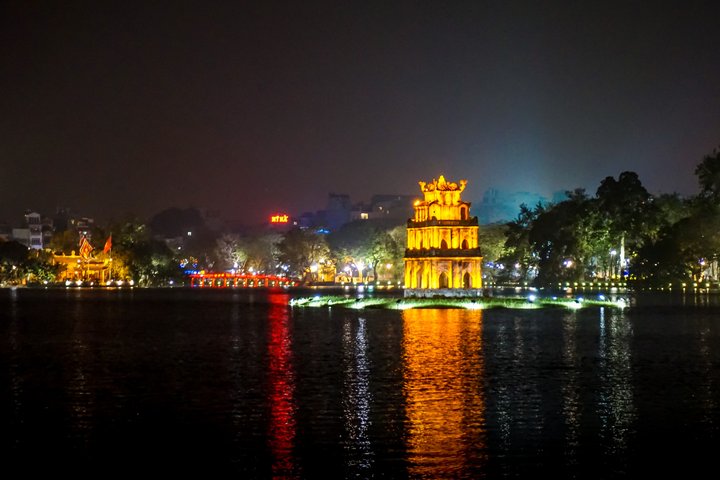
xmin=12 ymin=211 xmax=43 ymax=249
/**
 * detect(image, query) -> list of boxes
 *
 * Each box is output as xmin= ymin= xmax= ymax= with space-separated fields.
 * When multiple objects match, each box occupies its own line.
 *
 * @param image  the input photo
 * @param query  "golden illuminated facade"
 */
xmin=54 ymin=253 xmax=112 ymax=284
xmin=404 ymin=175 xmax=482 ymax=296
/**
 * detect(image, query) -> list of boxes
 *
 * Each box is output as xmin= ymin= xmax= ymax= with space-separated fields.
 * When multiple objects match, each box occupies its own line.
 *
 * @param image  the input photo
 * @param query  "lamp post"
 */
xmin=610 ymin=249 xmax=617 ymax=279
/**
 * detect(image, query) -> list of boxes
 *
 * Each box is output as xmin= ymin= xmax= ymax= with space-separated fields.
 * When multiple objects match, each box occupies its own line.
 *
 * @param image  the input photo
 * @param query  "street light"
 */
xmin=356 ymin=262 xmax=365 ymax=283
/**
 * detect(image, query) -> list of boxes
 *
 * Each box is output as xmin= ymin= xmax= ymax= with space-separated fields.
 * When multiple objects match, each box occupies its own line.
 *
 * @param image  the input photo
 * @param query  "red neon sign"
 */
xmin=270 ymin=214 xmax=289 ymax=223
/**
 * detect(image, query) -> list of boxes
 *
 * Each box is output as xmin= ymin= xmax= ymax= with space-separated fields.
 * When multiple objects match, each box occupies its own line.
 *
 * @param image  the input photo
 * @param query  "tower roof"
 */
xmin=418 ymin=175 xmax=467 ymax=193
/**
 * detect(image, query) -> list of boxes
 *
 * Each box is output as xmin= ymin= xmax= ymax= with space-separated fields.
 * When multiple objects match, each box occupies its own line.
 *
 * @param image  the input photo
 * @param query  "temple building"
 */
xmin=53 ymin=252 xmax=113 ymax=285
xmin=404 ymin=175 xmax=483 ymax=297
xmin=53 ymin=235 xmax=115 ymax=285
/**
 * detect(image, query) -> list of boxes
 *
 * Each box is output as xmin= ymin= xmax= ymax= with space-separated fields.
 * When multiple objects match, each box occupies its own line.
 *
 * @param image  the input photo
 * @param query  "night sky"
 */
xmin=2 ymin=1 xmax=719 ymax=225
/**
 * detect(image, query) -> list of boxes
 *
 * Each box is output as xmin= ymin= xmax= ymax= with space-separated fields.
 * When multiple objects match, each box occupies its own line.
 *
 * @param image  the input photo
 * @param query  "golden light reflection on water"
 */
xmin=401 ymin=309 xmax=487 ymax=477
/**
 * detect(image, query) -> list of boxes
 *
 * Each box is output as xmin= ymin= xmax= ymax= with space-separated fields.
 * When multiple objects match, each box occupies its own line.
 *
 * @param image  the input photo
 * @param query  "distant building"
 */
xmin=53 ymin=207 xmax=73 ymax=232
xmin=41 ymin=216 xmax=54 ymax=246
xmin=404 ymin=175 xmax=483 ymax=297
xmin=296 ymin=191 xmax=415 ymax=231
xmin=369 ymin=194 xmax=415 ymax=221
xmin=326 ymin=193 xmax=352 ymax=231
xmin=12 ymin=211 xmax=44 ymax=249
xmin=0 ymin=223 xmax=11 ymax=242
xmin=297 ymin=211 xmax=319 ymax=229
xmin=350 ymin=202 xmax=371 ymax=221
xmin=70 ymin=216 xmax=95 ymax=239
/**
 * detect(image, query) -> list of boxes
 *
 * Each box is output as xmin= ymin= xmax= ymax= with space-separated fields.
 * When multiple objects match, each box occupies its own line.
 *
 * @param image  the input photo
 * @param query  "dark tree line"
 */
xmin=6 ymin=147 xmax=719 ymax=288
xmin=495 ymin=147 xmax=720 ymax=287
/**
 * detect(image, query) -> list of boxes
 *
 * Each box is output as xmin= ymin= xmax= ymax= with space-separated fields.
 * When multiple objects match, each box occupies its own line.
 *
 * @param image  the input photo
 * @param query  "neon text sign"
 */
xmin=270 ymin=214 xmax=289 ymax=223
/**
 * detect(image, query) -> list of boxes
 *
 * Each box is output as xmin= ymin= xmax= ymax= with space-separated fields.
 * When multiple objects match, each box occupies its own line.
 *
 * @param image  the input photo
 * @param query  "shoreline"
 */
xmin=289 ymin=294 xmax=627 ymax=311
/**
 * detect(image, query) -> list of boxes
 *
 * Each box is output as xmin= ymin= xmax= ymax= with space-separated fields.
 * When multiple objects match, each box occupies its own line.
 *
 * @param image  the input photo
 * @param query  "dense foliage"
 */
xmin=499 ymin=147 xmax=720 ymax=287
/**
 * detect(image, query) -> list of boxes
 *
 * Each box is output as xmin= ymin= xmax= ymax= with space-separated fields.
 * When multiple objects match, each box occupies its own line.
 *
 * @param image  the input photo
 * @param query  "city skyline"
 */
xmin=2 ymin=1 xmax=719 ymax=224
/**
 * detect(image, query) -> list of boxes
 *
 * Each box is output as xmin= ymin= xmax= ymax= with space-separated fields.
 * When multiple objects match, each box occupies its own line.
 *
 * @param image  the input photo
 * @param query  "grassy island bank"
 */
xmin=289 ymin=294 xmax=627 ymax=311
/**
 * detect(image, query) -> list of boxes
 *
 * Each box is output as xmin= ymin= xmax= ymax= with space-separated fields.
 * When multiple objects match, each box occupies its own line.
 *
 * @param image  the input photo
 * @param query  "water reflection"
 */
xmin=493 ymin=320 xmax=512 ymax=448
xmin=561 ymin=312 xmax=580 ymax=468
xmin=698 ymin=326 xmax=715 ymax=427
xmin=68 ymin=301 xmax=95 ymax=447
xmin=266 ymin=293 xmax=299 ymax=478
xmin=597 ymin=307 xmax=635 ymax=458
xmin=401 ymin=309 xmax=486 ymax=477
xmin=228 ymin=300 xmax=260 ymax=442
xmin=491 ymin=313 xmax=546 ymax=476
xmin=8 ymin=289 xmax=23 ymax=429
xmin=342 ymin=316 xmax=373 ymax=476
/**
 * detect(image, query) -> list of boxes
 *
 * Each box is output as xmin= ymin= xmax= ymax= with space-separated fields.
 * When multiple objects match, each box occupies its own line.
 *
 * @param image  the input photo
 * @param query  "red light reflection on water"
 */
xmin=266 ymin=293 xmax=299 ymax=478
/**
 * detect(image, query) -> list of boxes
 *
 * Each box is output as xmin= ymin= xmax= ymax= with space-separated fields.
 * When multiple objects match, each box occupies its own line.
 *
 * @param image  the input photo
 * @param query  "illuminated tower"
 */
xmin=404 ymin=175 xmax=483 ymax=296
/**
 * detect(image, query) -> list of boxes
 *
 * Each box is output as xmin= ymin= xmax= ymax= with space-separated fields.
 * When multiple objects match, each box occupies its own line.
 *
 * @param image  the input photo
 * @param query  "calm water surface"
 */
xmin=1 ymin=288 xmax=719 ymax=478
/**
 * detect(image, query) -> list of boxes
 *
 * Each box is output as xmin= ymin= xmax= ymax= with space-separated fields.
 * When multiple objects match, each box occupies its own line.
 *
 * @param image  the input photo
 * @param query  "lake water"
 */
xmin=1 ymin=288 xmax=718 ymax=478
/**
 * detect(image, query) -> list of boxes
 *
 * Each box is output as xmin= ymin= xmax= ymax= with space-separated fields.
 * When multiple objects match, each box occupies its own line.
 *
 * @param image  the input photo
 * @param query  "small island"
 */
xmin=289 ymin=294 xmax=627 ymax=310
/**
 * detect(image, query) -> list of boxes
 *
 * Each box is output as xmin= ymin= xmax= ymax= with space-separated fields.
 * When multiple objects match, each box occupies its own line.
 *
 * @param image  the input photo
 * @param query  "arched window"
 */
xmin=461 ymin=239 xmax=469 ymax=249
xmin=460 ymin=206 xmax=468 ymax=220
xmin=463 ymin=272 xmax=471 ymax=288
xmin=439 ymin=271 xmax=449 ymax=288
xmin=440 ymin=239 xmax=448 ymax=249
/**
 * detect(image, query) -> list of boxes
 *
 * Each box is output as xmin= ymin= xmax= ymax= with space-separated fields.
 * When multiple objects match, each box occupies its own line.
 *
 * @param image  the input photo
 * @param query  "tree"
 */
xmin=596 ymin=171 xmax=658 ymax=276
xmin=277 ymin=228 xmax=329 ymax=281
xmin=0 ymin=241 xmax=30 ymax=285
xmin=695 ymin=147 xmax=720 ymax=203
xmin=528 ymin=190 xmax=596 ymax=285
xmin=0 ymin=241 xmax=61 ymax=285
xmin=633 ymin=212 xmax=720 ymax=285
xmin=328 ymin=221 xmax=398 ymax=283
xmin=243 ymin=233 xmax=282 ymax=274
xmin=386 ymin=225 xmax=407 ymax=283
xmin=109 ymin=220 xmax=181 ymax=286
xmin=126 ymin=239 xmax=180 ymax=286
xmin=48 ymin=230 xmax=80 ymax=254
xmin=654 ymin=193 xmax=692 ymax=232
xmin=214 ymin=234 xmax=248 ymax=271
xmin=366 ymin=230 xmax=398 ymax=283
xmin=507 ymin=189 xmax=614 ymax=286
xmin=24 ymin=249 xmax=63 ymax=284
xmin=477 ymin=223 xmax=508 ymax=283
xmin=502 ymin=202 xmax=544 ymax=283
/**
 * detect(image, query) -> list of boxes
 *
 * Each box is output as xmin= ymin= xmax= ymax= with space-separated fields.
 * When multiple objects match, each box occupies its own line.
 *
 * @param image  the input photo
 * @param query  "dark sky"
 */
xmin=2 ymin=1 xmax=719 ymax=225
